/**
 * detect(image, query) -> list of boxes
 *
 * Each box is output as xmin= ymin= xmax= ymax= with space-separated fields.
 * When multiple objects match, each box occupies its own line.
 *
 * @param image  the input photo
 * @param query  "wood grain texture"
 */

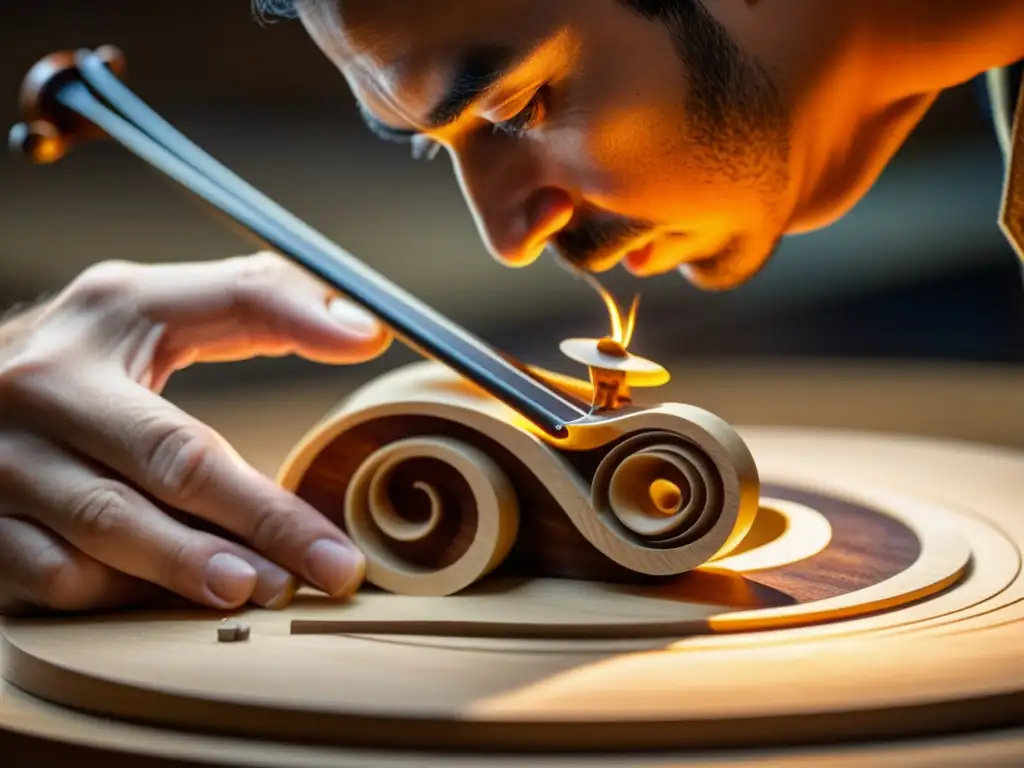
xmin=1 ymin=364 xmax=1023 ymax=765
xmin=1 ymin=429 xmax=1015 ymax=757
xmin=285 ymin=486 xmax=937 ymax=639
xmin=746 ymin=483 xmax=920 ymax=601
xmin=0 ymin=679 xmax=1021 ymax=768
xmin=0 ymin=428 xmax=1019 ymax=765
xmin=281 ymin=362 xmax=762 ymax=593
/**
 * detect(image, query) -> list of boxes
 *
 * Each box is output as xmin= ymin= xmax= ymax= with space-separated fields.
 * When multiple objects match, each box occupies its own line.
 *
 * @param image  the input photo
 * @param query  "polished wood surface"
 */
xmin=279 ymin=362 xmax=760 ymax=594
xmin=1 ymin=360 xmax=1022 ymax=765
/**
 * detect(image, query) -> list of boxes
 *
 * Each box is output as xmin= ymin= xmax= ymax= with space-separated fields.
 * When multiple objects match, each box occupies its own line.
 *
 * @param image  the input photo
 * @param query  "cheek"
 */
xmin=560 ymin=110 xmax=764 ymax=227
xmin=549 ymin=51 xmax=765 ymax=227
xmin=547 ymin=8 xmax=719 ymax=222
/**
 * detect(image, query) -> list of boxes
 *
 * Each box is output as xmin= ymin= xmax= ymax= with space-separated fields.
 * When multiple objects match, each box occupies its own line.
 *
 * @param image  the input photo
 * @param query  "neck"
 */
xmin=784 ymin=1 xmax=1024 ymax=233
xmin=858 ymin=0 xmax=1024 ymax=98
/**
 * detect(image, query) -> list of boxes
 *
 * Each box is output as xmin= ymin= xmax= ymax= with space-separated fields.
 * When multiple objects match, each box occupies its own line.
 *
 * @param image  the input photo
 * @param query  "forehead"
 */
xmin=301 ymin=0 xmax=564 ymax=125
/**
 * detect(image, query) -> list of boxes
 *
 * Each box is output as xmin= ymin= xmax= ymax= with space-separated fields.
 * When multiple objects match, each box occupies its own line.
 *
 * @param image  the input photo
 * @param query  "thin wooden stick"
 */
xmin=10 ymin=48 xmax=593 ymax=438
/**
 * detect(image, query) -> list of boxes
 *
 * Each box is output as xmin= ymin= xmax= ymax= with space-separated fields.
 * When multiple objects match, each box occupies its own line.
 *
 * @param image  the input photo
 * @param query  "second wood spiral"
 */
xmin=343 ymin=436 xmax=520 ymax=596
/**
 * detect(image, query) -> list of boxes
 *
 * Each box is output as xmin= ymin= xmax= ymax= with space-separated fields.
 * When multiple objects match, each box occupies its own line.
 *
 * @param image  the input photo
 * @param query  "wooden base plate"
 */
xmin=2 ymin=427 xmax=1023 ymax=764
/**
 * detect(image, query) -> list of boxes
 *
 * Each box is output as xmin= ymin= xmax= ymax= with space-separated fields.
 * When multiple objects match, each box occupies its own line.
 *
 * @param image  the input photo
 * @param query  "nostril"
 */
xmin=498 ymin=188 xmax=573 ymax=267
xmin=527 ymin=188 xmax=575 ymax=236
xmin=483 ymin=189 xmax=575 ymax=268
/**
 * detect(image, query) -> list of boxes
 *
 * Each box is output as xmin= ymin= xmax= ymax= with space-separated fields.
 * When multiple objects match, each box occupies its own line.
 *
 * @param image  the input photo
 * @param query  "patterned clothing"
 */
xmin=989 ymin=64 xmax=1023 ymax=259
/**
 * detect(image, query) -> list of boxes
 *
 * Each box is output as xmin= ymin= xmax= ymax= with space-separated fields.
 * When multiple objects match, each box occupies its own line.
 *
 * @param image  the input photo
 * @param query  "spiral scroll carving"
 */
xmin=280 ymin=361 xmax=760 ymax=594
xmin=343 ymin=436 xmax=521 ymax=596
xmin=590 ymin=431 xmax=745 ymax=572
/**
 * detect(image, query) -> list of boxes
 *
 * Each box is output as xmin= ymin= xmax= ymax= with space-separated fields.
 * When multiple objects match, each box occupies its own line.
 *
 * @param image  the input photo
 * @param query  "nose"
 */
xmin=451 ymin=138 xmax=575 ymax=267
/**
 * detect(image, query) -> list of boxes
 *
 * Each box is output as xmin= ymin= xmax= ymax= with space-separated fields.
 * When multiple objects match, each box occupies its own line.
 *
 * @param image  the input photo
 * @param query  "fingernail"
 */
xmin=255 ymin=570 xmax=299 ymax=610
xmin=304 ymin=539 xmax=365 ymax=597
xmin=205 ymin=552 xmax=258 ymax=606
xmin=204 ymin=552 xmax=258 ymax=606
xmin=262 ymin=577 xmax=299 ymax=614
xmin=327 ymin=297 xmax=381 ymax=339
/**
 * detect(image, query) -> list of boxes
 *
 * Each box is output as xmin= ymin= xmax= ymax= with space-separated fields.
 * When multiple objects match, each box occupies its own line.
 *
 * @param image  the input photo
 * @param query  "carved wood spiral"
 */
xmin=277 ymin=362 xmax=760 ymax=595
xmin=343 ymin=436 xmax=520 ymax=596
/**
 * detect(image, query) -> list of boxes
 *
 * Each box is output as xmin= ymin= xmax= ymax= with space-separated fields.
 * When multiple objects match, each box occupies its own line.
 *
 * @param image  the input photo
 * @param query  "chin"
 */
xmin=784 ymin=200 xmax=860 ymax=236
xmin=676 ymin=232 xmax=783 ymax=291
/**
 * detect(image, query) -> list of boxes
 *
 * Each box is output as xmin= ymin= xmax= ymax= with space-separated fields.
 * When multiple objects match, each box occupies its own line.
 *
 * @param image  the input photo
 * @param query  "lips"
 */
xmin=623 ymin=241 xmax=655 ymax=272
xmin=554 ymin=235 xmax=684 ymax=276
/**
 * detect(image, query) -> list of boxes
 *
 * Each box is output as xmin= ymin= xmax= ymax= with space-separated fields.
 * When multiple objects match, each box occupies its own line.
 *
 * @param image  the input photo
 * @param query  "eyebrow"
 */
xmin=425 ymin=46 xmax=523 ymax=127
xmin=356 ymin=45 xmax=530 ymax=142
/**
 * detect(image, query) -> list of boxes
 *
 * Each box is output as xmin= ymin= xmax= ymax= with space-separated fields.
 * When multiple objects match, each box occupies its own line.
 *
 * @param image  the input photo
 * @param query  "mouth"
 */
xmin=554 ymin=231 xmax=759 ymax=286
xmin=617 ymin=234 xmax=695 ymax=277
xmin=569 ymin=236 xmax=659 ymax=274
xmin=553 ymin=225 xmax=780 ymax=290
xmin=622 ymin=240 xmax=656 ymax=273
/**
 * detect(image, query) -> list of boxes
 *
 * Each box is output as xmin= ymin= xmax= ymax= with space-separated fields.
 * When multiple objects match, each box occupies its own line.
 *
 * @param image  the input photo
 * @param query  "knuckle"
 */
xmin=0 ymin=351 xmax=56 ymax=412
xmin=69 ymin=484 xmax=134 ymax=543
xmin=160 ymin=535 xmax=200 ymax=593
xmin=0 ymin=432 xmax=27 ymax=486
xmin=234 ymin=251 xmax=288 ymax=283
xmin=31 ymin=549 xmax=88 ymax=612
xmin=144 ymin=423 xmax=219 ymax=502
xmin=64 ymin=260 xmax=140 ymax=312
xmin=237 ymin=250 xmax=286 ymax=275
xmin=245 ymin=497 xmax=292 ymax=552
xmin=233 ymin=252 xmax=297 ymax=303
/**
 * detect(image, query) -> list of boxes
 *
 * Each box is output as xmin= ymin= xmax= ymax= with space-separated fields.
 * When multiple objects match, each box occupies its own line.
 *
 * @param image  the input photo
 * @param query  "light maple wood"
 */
xmin=2 ymin=361 xmax=1024 ymax=765
xmin=276 ymin=362 xmax=762 ymax=595
xmin=3 ymin=422 xmax=1023 ymax=761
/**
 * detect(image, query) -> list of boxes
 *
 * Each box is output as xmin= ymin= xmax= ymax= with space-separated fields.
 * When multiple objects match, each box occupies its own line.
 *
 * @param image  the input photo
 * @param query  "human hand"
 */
xmin=0 ymin=252 xmax=391 ymax=615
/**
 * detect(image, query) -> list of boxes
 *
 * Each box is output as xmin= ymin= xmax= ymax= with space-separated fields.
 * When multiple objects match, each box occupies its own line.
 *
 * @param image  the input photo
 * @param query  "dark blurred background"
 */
xmin=1 ymin=1 xmax=1022 ymax=406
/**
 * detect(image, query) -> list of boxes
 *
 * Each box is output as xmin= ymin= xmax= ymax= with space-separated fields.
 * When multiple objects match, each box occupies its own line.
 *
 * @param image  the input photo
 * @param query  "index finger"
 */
xmin=22 ymin=367 xmax=366 ymax=599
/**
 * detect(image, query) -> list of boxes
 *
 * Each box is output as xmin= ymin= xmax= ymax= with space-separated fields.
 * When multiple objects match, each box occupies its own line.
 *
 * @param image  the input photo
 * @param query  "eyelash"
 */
xmin=410 ymin=86 xmax=550 ymax=161
xmin=492 ymin=87 xmax=549 ymax=138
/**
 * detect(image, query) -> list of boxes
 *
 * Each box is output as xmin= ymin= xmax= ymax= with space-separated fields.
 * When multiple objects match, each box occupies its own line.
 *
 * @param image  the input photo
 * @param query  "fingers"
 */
xmin=0 ymin=431 xmax=299 ymax=611
xmin=0 ymin=515 xmax=157 ymax=615
xmin=113 ymin=251 xmax=392 ymax=368
xmin=0 ymin=251 xmax=386 ymax=615
xmin=12 ymin=369 xmax=366 ymax=599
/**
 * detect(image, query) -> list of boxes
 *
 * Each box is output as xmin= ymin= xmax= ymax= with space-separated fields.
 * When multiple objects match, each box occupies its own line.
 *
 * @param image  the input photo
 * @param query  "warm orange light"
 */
xmin=594 ymin=282 xmax=641 ymax=348
xmin=524 ymin=365 xmax=595 ymax=402
xmin=649 ymin=479 xmax=683 ymax=515
xmin=622 ymin=294 xmax=640 ymax=348
xmin=34 ymin=136 xmax=63 ymax=163
xmin=570 ymin=265 xmax=642 ymax=350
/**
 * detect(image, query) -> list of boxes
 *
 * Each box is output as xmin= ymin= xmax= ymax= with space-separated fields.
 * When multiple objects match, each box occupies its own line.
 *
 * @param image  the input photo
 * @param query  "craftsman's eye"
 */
xmin=411 ymin=134 xmax=441 ymax=161
xmin=493 ymin=86 xmax=549 ymax=138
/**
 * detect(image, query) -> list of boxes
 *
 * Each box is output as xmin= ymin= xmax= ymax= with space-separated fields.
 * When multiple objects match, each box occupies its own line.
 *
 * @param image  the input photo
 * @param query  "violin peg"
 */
xmin=12 ymin=48 xmax=118 ymax=162
xmin=559 ymin=337 xmax=670 ymax=388
xmin=94 ymin=45 xmax=128 ymax=79
xmin=8 ymin=120 xmax=69 ymax=164
xmin=17 ymin=50 xmax=78 ymax=123
xmin=559 ymin=337 xmax=670 ymax=412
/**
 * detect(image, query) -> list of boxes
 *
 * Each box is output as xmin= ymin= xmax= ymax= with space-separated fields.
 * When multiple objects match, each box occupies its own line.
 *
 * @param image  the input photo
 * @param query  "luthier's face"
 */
xmin=299 ymin=0 xmax=856 ymax=289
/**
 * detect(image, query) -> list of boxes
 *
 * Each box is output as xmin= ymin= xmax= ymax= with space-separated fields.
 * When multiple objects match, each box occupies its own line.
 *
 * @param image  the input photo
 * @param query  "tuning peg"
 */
xmin=8 ymin=120 xmax=69 ymax=163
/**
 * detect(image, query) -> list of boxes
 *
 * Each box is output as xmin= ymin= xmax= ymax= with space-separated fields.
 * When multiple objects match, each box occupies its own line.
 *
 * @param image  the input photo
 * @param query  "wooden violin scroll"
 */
xmin=8 ymin=46 xmax=126 ymax=163
xmin=277 ymin=361 xmax=760 ymax=595
xmin=343 ymin=436 xmax=521 ymax=596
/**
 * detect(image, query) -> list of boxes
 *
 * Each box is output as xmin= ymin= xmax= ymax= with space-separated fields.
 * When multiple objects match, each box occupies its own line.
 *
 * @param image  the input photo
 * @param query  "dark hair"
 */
xmin=251 ymin=0 xmax=300 ymax=21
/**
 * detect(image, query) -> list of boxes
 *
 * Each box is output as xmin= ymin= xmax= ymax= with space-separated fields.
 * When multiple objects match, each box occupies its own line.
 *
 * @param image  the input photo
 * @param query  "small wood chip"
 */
xmin=217 ymin=618 xmax=251 ymax=642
